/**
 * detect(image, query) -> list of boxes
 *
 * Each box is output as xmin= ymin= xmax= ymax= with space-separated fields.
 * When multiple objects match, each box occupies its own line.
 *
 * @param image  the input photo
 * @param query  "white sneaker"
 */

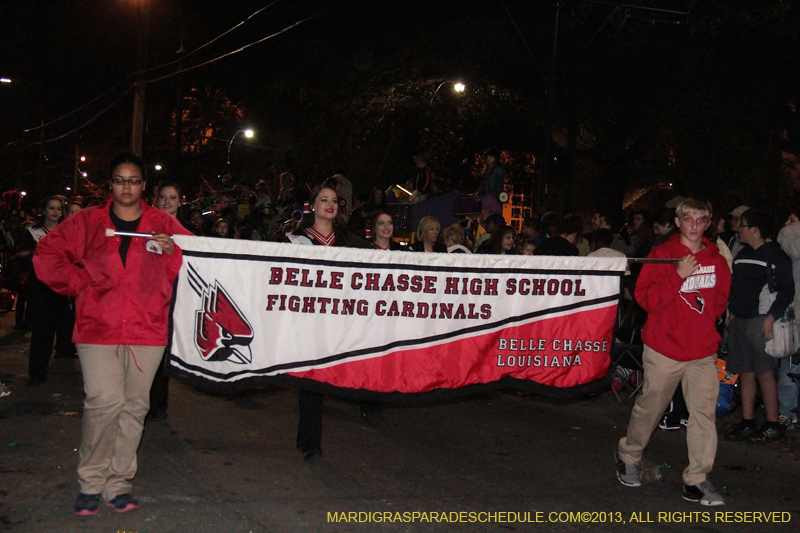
xmin=614 ymin=451 xmax=641 ymax=487
xmin=778 ymin=413 xmax=797 ymax=431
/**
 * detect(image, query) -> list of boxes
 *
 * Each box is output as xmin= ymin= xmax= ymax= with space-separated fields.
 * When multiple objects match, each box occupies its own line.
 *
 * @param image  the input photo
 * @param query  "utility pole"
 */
xmin=173 ymin=3 xmax=186 ymax=180
xmin=73 ymin=144 xmax=80 ymax=201
xmin=540 ymin=1 xmax=564 ymax=207
xmin=37 ymin=104 xmax=44 ymax=199
xmin=130 ymin=0 xmax=150 ymax=157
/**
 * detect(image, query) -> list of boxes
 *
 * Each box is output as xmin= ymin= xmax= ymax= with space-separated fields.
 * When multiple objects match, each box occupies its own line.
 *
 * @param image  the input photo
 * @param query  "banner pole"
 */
xmin=627 ymin=258 xmax=681 ymax=264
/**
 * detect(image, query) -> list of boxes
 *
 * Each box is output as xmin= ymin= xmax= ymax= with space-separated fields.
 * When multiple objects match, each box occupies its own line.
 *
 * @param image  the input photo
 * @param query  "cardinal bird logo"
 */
xmin=188 ymin=263 xmax=254 ymax=364
xmin=680 ymin=290 xmax=705 ymax=314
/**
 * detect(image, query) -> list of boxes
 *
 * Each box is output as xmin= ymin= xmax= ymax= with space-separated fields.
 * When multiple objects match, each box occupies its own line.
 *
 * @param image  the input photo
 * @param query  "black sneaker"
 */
xmin=27 ymin=376 xmax=47 ymax=387
xmin=682 ymin=481 xmax=725 ymax=506
xmin=726 ymin=419 xmax=757 ymax=441
xmin=749 ymin=422 xmax=786 ymax=443
xmin=73 ymin=493 xmax=101 ymax=516
xmin=298 ymin=445 xmax=323 ymax=461
xmin=145 ymin=409 xmax=168 ymax=423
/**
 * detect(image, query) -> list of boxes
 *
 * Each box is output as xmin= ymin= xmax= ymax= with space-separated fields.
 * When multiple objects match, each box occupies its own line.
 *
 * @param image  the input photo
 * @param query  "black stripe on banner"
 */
xmin=168 ymin=293 xmax=619 ymax=381
xmin=181 ymin=249 xmax=625 ymax=277
xmin=166 ymin=362 xmax=613 ymax=403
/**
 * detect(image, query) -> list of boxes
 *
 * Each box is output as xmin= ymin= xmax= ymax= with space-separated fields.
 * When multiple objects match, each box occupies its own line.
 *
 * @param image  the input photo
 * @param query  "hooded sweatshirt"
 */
xmin=634 ymin=233 xmax=731 ymax=362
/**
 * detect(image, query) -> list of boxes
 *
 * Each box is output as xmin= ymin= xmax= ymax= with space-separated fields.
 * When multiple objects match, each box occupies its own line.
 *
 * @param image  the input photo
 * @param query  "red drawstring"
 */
xmin=115 ymin=345 xmax=144 ymax=373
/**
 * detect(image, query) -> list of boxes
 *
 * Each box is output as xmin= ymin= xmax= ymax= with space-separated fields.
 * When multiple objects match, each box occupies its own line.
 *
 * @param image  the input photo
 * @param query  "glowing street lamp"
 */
xmin=226 ymin=129 xmax=255 ymax=169
xmin=428 ymin=80 xmax=466 ymax=109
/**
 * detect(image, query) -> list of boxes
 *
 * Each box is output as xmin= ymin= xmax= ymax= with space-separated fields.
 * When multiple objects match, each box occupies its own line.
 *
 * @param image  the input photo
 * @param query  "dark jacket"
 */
xmin=729 ymin=241 xmax=795 ymax=320
xmin=534 ymin=236 xmax=579 ymax=257
xmin=410 ymin=241 xmax=447 ymax=253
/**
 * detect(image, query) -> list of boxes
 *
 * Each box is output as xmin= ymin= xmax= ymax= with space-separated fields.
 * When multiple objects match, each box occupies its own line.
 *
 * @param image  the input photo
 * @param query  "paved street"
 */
xmin=1 ymin=310 xmax=799 ymax=532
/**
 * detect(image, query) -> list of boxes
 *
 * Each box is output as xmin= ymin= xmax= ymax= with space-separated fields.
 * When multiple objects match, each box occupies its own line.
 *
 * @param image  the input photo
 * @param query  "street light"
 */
xmin=428 ymin=80 xmax=466 ymax=109
xmin=226 ymin=129 xmax=255 ymax=168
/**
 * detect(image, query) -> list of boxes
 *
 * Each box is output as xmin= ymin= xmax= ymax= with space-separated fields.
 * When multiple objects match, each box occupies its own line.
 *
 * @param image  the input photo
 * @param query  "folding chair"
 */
xmin=610 ymin=299 xmax=647 ymax=404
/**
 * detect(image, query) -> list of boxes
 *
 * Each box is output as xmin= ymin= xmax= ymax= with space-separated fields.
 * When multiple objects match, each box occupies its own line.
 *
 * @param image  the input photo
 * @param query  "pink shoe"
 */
xmin=106 ymin=494 xmax=139 ymax=513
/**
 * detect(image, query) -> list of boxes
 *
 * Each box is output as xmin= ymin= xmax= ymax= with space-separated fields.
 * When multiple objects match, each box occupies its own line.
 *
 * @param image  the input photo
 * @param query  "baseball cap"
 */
xmin=485 ymin=213 xmax=506 ymax=226
xmin=729 ymin=205 xmax=749 ymax=217
xmin=664 ymin=196 xmax=685 ymax=208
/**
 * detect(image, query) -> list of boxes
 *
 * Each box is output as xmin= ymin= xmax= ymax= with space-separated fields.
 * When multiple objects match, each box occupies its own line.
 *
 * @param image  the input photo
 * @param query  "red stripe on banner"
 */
xmin=288 ymin=306 xmax=615 ymax=393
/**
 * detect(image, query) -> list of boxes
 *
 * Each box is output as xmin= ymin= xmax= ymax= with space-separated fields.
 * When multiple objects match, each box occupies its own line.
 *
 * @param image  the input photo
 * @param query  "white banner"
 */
xmin=169 ymin=236 xmax=626 ymax=396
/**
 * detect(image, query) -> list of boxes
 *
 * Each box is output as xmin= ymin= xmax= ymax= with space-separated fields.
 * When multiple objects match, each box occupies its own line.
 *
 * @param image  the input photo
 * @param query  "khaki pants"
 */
xmin=76 ymin=344 xmax=163 ymax=500
xmin=617 ymin=345 xmax=719 ymax=486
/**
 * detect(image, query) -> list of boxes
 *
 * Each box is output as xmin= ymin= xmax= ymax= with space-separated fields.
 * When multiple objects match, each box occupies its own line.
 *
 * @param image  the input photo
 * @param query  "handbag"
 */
xmin=766 ymin=306 xmax=796 ymax=358
xmin=715 ymin=357 xmax=738 ymax=418
xmin=759 ymin=263 xmax=797 ymax=359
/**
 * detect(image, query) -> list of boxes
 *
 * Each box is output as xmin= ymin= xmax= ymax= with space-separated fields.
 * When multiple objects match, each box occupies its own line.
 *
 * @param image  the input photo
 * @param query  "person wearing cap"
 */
xmin=474 ymin=212 xmax=505 ymax=250
xmin=727 ymin=205 xmax=749 ymax=258
xmin=478 ymin=149 xmax=506 ymax=214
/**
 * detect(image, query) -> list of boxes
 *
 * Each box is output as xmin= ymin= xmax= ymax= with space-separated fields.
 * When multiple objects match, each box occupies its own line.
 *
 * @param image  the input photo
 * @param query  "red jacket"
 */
xmin=33 ymin=199 xmax=190 ymax=346
xmin=635 ymin=233 xmax=731 ymax=361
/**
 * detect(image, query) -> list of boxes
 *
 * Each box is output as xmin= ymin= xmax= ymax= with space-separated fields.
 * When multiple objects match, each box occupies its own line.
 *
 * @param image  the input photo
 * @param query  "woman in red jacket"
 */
xmin=33 ymin=153 xmax=189 ymax=516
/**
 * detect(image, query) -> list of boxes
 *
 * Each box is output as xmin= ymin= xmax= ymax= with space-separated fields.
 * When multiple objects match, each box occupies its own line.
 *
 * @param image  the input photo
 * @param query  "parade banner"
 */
xmin=168 ymin=236 xmax=627 ymax=400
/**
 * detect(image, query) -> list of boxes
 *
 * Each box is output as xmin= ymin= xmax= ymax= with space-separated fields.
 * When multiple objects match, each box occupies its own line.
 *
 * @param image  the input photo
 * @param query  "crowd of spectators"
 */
xmin=2 ymin=153 xmax=800 ymax=512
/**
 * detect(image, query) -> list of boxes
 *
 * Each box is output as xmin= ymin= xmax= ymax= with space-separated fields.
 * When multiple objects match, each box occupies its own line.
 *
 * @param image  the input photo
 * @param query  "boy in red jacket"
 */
xmin=615 ymin=198 xmax=731 ymax=506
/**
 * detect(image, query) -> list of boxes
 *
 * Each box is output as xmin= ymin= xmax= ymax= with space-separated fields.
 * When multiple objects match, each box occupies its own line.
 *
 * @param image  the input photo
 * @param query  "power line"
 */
xmin=142 ymin=2 xmax=342 ymax=87
xmin=22 ymin=0 xmax=287 ymax=135
xmin=136 ymin=0 xmax=284 ymax=78
xmin=22 ymin=79 xmax=130 ymax=133
xmin=35 ymin=88 xmax=133 ymax=145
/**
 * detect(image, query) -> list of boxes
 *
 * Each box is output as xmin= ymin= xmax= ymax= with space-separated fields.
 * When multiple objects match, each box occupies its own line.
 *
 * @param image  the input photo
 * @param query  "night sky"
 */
xmin=1 ymin=0 xmax=798 ymax=214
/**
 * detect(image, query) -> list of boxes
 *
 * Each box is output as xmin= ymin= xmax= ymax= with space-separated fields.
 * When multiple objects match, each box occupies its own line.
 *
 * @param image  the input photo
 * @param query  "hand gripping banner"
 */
xmin=168 ymin=236 xmax=627 ymax=400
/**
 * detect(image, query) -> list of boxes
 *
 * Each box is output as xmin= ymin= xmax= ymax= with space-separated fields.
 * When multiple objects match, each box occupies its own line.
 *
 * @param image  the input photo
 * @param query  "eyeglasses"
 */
xmin=111 ymin=177 xmax=143 ymax=186
xmin=739 ymin=224 xmax=754 ymax=229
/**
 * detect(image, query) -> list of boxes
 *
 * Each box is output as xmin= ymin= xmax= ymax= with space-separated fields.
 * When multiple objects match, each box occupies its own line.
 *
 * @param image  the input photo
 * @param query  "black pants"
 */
xmin=28 ymin=290 xmax=74 ymax=379
xmin=15 ymin=285 xmax=29 ymax=329
xmin=296 ymin=392 xmax=382 ymax=452
xmin=297 ymin=390 xmax=323 ymax=452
